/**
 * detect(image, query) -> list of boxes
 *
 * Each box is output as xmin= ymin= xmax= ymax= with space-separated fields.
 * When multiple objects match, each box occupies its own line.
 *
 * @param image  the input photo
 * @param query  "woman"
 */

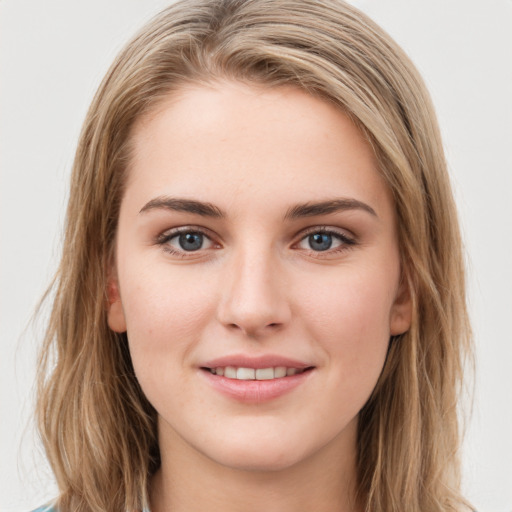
xmin=34 ymin=0 xmax=473 ymax=511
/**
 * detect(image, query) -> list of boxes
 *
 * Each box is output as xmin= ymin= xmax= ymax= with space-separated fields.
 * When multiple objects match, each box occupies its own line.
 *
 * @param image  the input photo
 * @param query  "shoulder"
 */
xmin=31 ymin=505 xmax=57 ymax=512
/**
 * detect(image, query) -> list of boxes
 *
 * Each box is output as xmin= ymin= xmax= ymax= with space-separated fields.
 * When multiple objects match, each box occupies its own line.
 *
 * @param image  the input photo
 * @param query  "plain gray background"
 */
xmin=1 ymin=1 xmax=511 ymax=511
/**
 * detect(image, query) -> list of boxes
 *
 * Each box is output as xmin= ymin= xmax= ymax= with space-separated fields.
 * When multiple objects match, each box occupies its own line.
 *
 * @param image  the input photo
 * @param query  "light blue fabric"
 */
xmin=31 ymin=506 xmax=56 ymax=512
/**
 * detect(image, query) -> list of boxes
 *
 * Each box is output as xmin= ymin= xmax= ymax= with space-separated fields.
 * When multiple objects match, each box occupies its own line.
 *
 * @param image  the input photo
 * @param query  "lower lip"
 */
xmin=200 ymin=369 xmax=314 ymax=403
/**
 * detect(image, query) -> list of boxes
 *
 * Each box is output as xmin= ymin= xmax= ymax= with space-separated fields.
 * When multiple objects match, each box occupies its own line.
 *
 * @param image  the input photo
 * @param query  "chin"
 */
xmin=199 ymin=433 xmax=316 ymax=473
xmin=212 ymin=450 xmax=305 ymax=473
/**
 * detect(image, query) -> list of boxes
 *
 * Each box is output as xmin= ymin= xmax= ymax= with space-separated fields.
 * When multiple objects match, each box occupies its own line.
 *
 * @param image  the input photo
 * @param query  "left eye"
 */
xmin=166 ymin=231 xmax=214 ymax=252
xmin=297 ymin=231 xmax=351 ymax=252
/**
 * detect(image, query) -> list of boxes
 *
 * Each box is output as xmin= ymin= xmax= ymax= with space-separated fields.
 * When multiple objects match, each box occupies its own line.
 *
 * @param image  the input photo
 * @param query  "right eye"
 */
xmin=171 ymin=232 xmax=209 ymax=251
xmin=157 ymin=227 xmax=216 ymax=257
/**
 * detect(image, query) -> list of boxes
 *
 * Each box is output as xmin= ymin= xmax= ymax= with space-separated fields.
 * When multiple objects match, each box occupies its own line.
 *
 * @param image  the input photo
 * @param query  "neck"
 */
xmin=150 ymin=419 xmax=362 ymax=512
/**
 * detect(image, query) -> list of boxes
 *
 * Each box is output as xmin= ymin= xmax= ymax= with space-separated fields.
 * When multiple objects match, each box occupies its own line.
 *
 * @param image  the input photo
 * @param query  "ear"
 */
xmin=389 ymin=275 xmax=413 ymax=336
xmin=106 ymin=272 xmax=127 ymax=333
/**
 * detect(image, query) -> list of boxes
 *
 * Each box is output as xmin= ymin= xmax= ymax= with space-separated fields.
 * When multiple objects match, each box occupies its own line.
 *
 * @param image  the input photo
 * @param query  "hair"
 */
xmin=36 ymin=1 xmax=473 ymax=511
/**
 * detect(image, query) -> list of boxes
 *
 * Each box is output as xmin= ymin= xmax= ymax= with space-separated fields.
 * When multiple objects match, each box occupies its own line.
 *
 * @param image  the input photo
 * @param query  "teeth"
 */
xmin=274 ymin=366 xmax=287 ymax=378
xmin=209 ymin=366 xmax=307 ymax=380
xmin=255 ymin=368 xmax=274 ymax=380
xmin=237 ymin=367 xmax=255 ymax=380
xmin=224 ymin=366 xmax=237 ymax=379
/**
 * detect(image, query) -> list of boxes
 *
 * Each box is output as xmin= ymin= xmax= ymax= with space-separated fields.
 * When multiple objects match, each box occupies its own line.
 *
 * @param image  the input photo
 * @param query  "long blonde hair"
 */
xmin=37 ymin=1 xmax=473 ymax=510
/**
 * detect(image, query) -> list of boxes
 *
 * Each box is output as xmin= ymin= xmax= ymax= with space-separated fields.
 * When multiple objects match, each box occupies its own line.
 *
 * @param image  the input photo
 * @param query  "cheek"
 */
xmin=118 ymin=262 xmax=218 ymax=362
xmin=118 ymin=264 xmax=221 ymax=414
xmin=301 ymin=263 xmax=397 ymax=373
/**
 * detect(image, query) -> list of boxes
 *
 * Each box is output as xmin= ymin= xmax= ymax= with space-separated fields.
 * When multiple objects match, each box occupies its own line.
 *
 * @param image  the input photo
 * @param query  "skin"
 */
xmin=108 ymin=81 xmax=412 ymax=512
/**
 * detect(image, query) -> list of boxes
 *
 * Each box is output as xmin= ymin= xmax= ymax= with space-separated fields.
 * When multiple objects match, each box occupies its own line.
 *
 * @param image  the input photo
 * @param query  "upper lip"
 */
xmin=201 ymin=354 xmax=313 ymax=370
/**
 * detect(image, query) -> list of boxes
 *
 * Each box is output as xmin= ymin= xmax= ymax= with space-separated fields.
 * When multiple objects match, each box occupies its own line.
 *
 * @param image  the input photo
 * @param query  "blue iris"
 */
xmin=309 ymin=233 xmax=333 ymax=251
xmin=179 ymin=233 xmax=203 ymax=251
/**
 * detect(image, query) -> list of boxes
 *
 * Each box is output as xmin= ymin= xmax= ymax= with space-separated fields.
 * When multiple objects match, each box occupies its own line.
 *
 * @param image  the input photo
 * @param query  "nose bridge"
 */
xmin=217 ymin=238 xmax=290 ymax=337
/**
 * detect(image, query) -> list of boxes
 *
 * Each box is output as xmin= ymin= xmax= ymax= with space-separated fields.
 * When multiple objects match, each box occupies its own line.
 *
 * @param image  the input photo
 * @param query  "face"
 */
xmin=108 ymin=81 xmax=411 ymax=473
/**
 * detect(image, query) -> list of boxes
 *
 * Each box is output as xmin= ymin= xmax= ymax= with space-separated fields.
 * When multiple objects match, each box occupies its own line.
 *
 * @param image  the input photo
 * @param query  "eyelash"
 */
xmin=298 ymin=226 xmax=356 ymax=256
xmin=156 ymin=226 xmax=218 ymax=259
xmin=155 ymin=225 xmax=356 ymax=259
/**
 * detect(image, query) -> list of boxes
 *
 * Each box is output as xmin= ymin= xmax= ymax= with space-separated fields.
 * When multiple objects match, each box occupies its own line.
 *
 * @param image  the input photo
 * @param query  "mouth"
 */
xmin=199 ymin=355 xmax=316 ymax=402
xmin=201 ymin=366 xmax=315 ymax=381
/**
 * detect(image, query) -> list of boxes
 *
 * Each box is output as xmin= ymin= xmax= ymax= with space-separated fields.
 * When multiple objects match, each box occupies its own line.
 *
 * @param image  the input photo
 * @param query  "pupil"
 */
xmin=309 ymin=233 xmax=332 ymax=251
xmin=179 ymin=233 xmax=203 ymax=251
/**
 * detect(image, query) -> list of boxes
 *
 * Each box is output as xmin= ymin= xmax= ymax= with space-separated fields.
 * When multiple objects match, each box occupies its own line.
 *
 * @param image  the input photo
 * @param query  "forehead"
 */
xmin=125 ymin=81 xmax=393 ymax=220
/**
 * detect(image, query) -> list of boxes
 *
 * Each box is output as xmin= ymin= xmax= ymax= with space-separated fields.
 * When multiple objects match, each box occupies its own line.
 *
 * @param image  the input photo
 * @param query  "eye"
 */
xmin=296 ymin=228 xmax=355 ymax=254
xmin=172 ymin=232 xmax=208 ymax=251
xmin=304 ymin=232 xmax=336 ymax=252
xmin=157 ymin=227 xmax=216 ymax=256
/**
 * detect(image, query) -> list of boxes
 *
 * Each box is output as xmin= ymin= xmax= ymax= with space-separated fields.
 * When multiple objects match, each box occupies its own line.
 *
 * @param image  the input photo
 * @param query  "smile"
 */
xmin=205 ymin=366 xmax=310 ymax=380
xmin=199 ymin=355 xmax=315 ymax=402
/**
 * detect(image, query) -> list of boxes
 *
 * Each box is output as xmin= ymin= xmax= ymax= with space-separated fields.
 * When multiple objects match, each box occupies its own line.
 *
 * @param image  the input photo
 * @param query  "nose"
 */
xmin=216 ymin=245 xmax=292 ymax=338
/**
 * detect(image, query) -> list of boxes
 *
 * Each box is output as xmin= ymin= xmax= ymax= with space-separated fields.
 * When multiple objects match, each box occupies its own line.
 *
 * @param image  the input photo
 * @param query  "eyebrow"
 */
xmin=283 ymin=198 xmax=377 ymax=220
xmin=139 ymin=196 xmax=377 ymax=219
xmin=139 ymin=196 xmax=225 ymax=217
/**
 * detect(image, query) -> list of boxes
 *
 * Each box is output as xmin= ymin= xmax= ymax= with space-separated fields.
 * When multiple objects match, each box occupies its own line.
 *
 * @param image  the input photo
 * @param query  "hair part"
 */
xmin=36 ymin=1 xmax=473 ymax=510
